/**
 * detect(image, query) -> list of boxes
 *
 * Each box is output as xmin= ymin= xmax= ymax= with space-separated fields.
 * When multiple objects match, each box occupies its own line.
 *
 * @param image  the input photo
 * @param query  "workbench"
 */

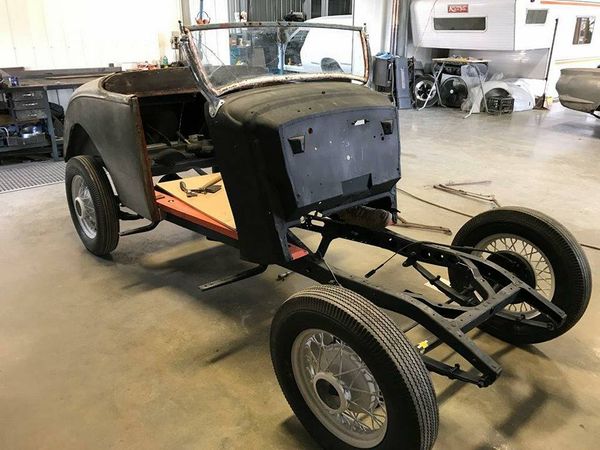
xmin=0 ymin=67 xmax=119 ymax=161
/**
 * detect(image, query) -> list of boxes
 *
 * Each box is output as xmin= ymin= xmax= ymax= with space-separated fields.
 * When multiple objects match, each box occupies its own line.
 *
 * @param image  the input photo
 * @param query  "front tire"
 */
xmin=448 ymin=207 xmax=591 ymax=345
xmin=271 ymin=286 xmax=439 ymax=450
xmin=65 ymin=155 xmax=119 ymax=256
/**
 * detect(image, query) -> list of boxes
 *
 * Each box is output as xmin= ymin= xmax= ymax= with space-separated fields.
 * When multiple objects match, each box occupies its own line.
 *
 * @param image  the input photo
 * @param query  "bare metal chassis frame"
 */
xmin=163 ymin=210 xmax=567 ymax=388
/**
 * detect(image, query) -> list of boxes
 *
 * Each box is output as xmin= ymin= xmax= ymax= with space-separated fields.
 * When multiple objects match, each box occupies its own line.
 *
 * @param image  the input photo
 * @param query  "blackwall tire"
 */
xmin=65 ymin=155 xmax=119 ymax=256
xmin=448 ymin=207 xmax=591 ymax=345
xmin=271 ymin=285 xmax=439 ymax=450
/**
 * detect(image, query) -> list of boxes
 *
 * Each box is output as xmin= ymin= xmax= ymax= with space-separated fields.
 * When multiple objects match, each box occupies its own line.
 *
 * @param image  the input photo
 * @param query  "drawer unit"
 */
xmin=10 ymin=99 xmax=46 ymax=111
xmin=10 ymin=90 xmax=45 ymax=101
xmin=14 ymin=109 xmax=48 ymax=121
xmin=7 ymin=89 xmax=49 ymax=121
xmin=0 ymin=83 xmax=60 ymax=160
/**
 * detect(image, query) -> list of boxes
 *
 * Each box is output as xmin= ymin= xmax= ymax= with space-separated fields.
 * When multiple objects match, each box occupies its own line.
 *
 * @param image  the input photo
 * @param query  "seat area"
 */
xmin=154 ymin=173 xmax=309 ymax=261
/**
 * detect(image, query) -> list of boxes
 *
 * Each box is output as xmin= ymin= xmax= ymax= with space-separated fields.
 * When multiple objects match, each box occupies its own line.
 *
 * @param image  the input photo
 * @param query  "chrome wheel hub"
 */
xmin=71 ymin=175 xmax=97 ymax=239
xmin=291 ymin=329 xmax=387 ymax=448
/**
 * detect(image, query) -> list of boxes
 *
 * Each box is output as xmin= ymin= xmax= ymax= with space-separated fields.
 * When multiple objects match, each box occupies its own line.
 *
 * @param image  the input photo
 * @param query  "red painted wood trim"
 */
xmin=156 ymin=191 xmax=239 ymax=240
xmin=155 ymin=191 xmax=308 ymax=260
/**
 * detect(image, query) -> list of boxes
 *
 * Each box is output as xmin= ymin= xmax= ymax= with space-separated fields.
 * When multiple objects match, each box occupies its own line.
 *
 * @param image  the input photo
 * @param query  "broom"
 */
xmin=535 ymin=18 xmax=559 ymax=110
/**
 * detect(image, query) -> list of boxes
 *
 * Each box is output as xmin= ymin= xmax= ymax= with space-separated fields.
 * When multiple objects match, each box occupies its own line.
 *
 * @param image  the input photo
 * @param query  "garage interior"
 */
xmin=1 ymin=1 xmax=599 ymax=450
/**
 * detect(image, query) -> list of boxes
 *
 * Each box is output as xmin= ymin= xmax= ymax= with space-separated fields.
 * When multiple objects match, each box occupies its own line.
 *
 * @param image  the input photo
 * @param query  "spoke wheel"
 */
xmin=271 ymin=285 xmax=438 ymax=450
xmin=448 ymin=207 xmax=591 ymax=345
xmin=292 ymin=329 xmax=387 ymax=448
xmin=65 ymin=155 xmax=119 ymax=256
xmin=414 ymin=75 xmax=438 ymax=108
xmin=71 ymin=174 xmax=98 ymax=239
xmin=474 ymin=234 xmax=555 ymax=318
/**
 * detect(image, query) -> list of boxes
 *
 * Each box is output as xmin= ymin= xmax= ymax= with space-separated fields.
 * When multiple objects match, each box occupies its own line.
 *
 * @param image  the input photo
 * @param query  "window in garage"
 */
xmin=308 ymin=0 xmax=352 ymax=19
xmin=311 ymin=0 xmax=322 ymax=18
xmin=573 ymin=17 xmax=596 ymax=45
xmin=526 ymin=9 xmax=548 ymax=25
xmin=433 ymin=17 xmax=487 ymax=31
xmin=328 ymin=0 xmax=352 ymax=16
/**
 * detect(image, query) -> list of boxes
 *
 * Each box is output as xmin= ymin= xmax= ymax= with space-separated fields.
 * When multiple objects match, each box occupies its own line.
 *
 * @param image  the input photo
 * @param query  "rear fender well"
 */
xmin=65 ymin=124 xmax=101 ymax=161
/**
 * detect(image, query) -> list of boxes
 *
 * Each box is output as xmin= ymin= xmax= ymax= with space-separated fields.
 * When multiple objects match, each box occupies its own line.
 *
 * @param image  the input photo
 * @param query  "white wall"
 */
xmin=187 ymin=0 xmax=230 ymax=24
xmin=186 ymin=0 xmax=232 ymax=65
xmin=0 ymin=0 xmax=183 ymax=69
xmin=353 ymin=0 xmax=392 ymax=56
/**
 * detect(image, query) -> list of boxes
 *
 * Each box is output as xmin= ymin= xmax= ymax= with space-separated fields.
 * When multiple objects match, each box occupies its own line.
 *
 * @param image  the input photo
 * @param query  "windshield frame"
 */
xmin=180 ymin=21 xmax=371 ymax=115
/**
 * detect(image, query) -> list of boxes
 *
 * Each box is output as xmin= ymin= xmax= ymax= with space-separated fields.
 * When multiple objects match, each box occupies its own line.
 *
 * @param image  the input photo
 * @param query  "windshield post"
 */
xmin=180 ymin=29 xmax=224 ymax=117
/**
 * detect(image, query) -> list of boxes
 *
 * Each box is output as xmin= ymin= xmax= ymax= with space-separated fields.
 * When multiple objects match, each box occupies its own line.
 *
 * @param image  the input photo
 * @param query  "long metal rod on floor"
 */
xmin=396 ymin=187 xmax=600 ymax=252
xmin=396 ymin=188 xmax=474 ymax=218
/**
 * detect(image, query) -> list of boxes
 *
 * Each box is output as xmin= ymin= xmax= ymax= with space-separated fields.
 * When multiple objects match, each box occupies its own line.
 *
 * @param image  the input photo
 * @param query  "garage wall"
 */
xmin=353 ymin=0 xmax=391 ymax=55
xmin=0 ymin=0 xmax=182 ymax=70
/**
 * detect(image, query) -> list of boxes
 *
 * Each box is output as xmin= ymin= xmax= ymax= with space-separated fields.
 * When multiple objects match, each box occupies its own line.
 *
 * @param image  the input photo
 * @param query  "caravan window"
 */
xmin=433 ymin=17 xmax=486 ymax=31
xmin=573 ymin=17 xmax=596 ymax=45
xmin=526 ymin=10 xmax=548 ymax=25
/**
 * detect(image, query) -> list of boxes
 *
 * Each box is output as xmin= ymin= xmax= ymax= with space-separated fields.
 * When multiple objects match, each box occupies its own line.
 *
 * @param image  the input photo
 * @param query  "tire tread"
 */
xmin=65 ymin=155 xmax=119 ymax=255
xmin=273 ymin=285 xmax=439 ymax=449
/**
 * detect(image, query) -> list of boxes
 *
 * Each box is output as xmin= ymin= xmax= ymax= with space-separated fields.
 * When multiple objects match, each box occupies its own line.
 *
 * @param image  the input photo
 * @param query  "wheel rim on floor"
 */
xmin=415 ymin=79 xmax=436 ymax=104
xmin=475 ymin=233 xmax=556 ymax=318
xmin=291 ymin=329 xmax=388 ymax=448
xmin=71 ymin=174 xmax=97 ymax=239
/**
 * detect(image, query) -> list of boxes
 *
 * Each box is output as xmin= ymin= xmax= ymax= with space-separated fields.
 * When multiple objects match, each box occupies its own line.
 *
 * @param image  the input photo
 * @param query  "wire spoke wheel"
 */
xmin=292 ymin=329 xmax=387 ymax=447
xmin=71 ymin=174 xmax=98 ymax=239
xmin=475 ymin=233 xmax=555 ymax=318
xmin=65 ymin=156 xmax=119 ymax=256
xmin=271 ymin=286 xmax=439 ymax=450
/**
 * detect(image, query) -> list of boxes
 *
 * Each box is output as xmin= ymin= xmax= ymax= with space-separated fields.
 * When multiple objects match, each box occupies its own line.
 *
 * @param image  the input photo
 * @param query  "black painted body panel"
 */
xmin=208 ymin=81 xmax=401 ymax=263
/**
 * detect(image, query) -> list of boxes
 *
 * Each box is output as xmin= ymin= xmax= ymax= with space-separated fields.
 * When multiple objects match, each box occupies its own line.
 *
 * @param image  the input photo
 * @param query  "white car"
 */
xmin=556 ymin=68 xmax=600 ymax=118
xmin=284 ymin=15 xmax=356 ymax=74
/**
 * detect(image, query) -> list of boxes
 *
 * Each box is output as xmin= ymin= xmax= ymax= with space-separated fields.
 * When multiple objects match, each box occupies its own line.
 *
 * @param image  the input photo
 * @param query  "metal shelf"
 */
xmin=0 ymin=140 xmax=51 ymax=154
xmin=1 ymin=89 xmax=59 ymax=160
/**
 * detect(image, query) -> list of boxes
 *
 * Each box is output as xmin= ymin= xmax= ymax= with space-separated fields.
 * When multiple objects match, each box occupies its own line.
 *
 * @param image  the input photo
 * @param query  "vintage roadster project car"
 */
xmin=62 ymin=23 xmax=591 ymax=450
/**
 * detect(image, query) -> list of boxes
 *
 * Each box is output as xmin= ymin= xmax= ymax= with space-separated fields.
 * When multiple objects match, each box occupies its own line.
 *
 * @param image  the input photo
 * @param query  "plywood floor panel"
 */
xmin=156 ymin=174 xmax=236 ymax=230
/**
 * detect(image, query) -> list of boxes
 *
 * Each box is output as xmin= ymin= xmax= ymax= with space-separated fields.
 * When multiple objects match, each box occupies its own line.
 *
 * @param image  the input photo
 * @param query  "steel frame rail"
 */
xmin=159 ymin=201 xmax=566 ymax=388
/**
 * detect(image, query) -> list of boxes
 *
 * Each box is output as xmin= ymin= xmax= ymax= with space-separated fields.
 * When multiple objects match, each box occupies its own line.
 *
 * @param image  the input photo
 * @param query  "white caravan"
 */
xmin=410 ymin=0 xmax=600 ymax=95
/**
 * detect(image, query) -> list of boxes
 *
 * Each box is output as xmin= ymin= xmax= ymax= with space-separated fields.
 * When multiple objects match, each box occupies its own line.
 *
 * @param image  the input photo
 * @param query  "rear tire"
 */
xmin=65 ymin=155 xmax=119 ymax=256
xmin=271 ymin=285 xmax=438 ymax=450
xmin=448 ymin=207 xmax=591 ymax=345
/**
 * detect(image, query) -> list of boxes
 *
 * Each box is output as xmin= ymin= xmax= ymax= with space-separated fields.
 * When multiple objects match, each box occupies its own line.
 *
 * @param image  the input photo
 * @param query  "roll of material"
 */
xmin=338 ymin=206 xmax=393 ymax=230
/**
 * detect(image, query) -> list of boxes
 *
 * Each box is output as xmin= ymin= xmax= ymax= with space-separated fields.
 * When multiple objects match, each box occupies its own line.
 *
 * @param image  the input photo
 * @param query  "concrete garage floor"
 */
xmin=1 ymin=104 xmax=599 ymax=450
